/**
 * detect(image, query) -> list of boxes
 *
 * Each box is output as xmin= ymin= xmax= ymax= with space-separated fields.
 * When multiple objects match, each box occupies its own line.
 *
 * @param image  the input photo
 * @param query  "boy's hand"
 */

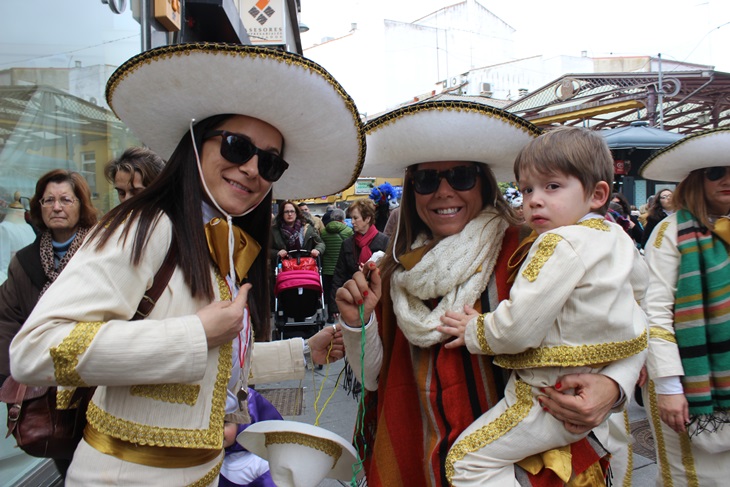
xmin=438 ymin=304 xmax=479 ymax=349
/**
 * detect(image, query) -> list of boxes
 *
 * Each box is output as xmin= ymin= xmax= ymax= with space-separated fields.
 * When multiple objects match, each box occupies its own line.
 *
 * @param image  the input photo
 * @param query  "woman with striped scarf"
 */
xmin=641 ymin=127 xmax=730 ymax=486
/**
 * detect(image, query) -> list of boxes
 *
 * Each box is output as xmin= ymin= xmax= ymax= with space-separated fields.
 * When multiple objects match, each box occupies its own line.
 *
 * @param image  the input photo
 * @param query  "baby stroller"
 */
xmin=273 ymin=249 xmax=326 ymax=340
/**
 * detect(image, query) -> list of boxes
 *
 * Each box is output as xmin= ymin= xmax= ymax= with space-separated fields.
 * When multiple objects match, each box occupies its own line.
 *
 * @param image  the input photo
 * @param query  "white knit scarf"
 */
xmin=390 ymin=207 xmax=508 ymax=348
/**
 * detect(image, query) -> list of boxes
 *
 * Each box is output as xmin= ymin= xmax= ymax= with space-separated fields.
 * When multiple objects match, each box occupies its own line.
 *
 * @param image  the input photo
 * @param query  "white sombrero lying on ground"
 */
xmin=106 ymin=43 xmax=365 ymax=200
xmin=640 ymin=127 xmax=730 ymax=182
xmin=237 ymin=420 xmax=362 ymax=487
xmin=363 ymin=97 xmax=542 ymax=182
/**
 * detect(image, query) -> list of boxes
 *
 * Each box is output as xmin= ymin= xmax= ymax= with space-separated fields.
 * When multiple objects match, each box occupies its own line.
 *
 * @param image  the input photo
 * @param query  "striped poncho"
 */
xmin=674 ymin=209 xmax=730 ymax=417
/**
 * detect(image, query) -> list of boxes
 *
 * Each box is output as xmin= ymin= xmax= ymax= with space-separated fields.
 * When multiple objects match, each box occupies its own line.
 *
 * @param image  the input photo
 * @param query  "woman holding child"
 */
xmin=641 ymin=128 xmax=730 ymax=486
xmin=336 ymin=101 xmax=646 ymax=486
xmin=9 ymin=44 xmax=357 ymax=485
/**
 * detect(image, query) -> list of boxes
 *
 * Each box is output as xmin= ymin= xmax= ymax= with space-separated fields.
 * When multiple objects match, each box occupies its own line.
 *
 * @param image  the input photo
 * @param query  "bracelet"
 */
xmin=302 ymin=339 xmax=313 ymax=370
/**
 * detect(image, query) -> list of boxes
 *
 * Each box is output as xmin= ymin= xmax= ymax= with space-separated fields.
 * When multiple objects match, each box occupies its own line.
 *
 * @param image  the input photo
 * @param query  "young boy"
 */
xmin=438 ymin=126 xmax=649 ymax=486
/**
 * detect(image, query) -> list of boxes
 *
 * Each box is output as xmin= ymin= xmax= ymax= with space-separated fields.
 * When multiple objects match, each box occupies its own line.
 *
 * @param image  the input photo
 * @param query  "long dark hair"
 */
xmin=274 ymin=200 xmax=305 ymax=227
xmin=648 ymin=188 xmax=673 ymax=221
xmin=89 ymin=114 xmax=272 ymax=339
xmin=380 ymin=162 xmax=519 ymax=281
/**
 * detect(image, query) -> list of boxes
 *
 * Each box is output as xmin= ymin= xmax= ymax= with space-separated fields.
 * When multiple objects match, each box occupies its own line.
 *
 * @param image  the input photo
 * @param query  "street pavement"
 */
xmin=256 ymin=361 xmax=659 ymax=486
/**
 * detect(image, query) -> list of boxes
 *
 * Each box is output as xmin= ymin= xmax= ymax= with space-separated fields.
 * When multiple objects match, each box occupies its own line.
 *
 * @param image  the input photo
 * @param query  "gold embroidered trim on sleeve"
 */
xmin=493 ymin=329 xmax=647 ymax=369
xmin=50 ymin=321 xmax=104 ymax=387
xmin=186 ymin=459 xmax=223 ymax=487
xmin=577 ymin=218 xmax=610 ymax=231
xmin=653 ymin=221 xmax=671 ymax=249
xmin=265 ymin=432 xmax=343 ymax=470
xmin=445 ymin=379 xmax=533 ymax=484
xmin=130 ymin=384 xmax=201 ymax=406
xmin=476 ymin=314 xmax=495 ymax=355
xmin=521 ymin=234 xmax=563 ymax=282
xmin=650 ymin=327 xmax=677 ymax=344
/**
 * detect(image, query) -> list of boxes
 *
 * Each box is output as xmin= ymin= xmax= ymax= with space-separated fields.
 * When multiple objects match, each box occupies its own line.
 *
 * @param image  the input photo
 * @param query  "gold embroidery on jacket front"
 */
xmin=521 ymin=234 xmax=563 ymax=282
xmin=130 ymin=384 xmax=201 ymax=406
xmin=50 ymin=321 xmax=104 ymax=386
xmin=653 ymin=221 xmax=671 ymax=249
xmin=84 ymin=274 xmax=233 ymax=448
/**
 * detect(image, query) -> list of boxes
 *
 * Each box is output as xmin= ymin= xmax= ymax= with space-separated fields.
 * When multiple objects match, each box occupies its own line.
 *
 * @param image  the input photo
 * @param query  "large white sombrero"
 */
xmin=362 ymin=98 xmax=542 ymax=182
xmin=106 ymin=43 xmax=365 ymax=200
xmin=640 ymin=127 xmax=730 ymax=182
xmin=237 ymin=420 xmax=362 ymax=487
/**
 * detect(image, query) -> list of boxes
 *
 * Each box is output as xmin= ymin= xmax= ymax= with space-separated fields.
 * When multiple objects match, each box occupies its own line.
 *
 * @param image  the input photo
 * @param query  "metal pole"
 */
xmin=657 ymin=53 xmax=664 ymax=130
xmin=140 ymin=0 xmax=151 ymax=52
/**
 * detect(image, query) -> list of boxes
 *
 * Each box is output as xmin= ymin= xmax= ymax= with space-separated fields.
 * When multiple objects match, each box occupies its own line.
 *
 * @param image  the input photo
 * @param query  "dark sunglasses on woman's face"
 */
xmin=704 ymin=166 xmax=728 ymax=182
xmin=411 ymin=164 xmax=481 ymax=194
xmin=203 ymin=130 xmax=289 ymax=182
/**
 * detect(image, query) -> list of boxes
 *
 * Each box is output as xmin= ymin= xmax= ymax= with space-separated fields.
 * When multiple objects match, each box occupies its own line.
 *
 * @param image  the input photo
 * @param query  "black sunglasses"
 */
xmin=203 ymin=130 xmax=289 ymax=182
xmin=704 ymin=166 xmax=728 ymax=182
xmin=411 ymin=165 xmax=481 ymax=194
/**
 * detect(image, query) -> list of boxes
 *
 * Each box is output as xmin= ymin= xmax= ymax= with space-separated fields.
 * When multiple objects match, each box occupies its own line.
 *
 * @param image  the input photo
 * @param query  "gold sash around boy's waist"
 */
xmin=84 ymin=424 xmax=222 ymax=468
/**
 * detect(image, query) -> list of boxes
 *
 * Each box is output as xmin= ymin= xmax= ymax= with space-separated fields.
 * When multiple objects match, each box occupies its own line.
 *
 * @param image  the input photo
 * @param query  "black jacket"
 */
xmin=330 ymin=231 xmax=389 ymax=314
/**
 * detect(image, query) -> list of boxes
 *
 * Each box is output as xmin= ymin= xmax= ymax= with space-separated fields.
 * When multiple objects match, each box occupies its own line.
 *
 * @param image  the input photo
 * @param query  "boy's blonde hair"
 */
xmin=514 ymin=126 xmax=614 ymax=214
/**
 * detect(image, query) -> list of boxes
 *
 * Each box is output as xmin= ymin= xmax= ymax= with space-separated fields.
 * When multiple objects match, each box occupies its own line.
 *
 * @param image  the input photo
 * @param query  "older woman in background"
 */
xmin=641 ymin=128 xmax=730 ymax=486
xmin=330 ymin=198 xmax=388 ymax=318
xmin=0 ymin=169 xmax=98 ymax=475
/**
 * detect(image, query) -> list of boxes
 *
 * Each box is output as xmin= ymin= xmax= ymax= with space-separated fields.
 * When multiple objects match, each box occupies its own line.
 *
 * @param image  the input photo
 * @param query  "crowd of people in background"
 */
xmin=0 ymin=43 xmax=727 ymax=487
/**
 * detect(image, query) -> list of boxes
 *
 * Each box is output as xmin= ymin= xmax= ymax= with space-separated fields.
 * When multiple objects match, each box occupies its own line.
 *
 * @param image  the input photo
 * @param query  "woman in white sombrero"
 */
xmin=335 ymin=99 xmax=644 ymax=486
xmin=640 ymin=127 xmax=730 ymax=486
xmin=9 ymin=43 xmax=362 ymax=486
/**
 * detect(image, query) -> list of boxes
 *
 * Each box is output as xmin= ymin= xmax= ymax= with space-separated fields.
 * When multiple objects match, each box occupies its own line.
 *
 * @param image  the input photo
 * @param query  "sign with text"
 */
xmin=241 ymin=0 xmax=285 ymax=45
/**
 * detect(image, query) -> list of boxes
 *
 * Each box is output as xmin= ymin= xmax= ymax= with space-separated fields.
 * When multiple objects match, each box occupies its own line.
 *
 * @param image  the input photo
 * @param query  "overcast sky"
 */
xmin=300 ymin=0 xmax=730 ymax=72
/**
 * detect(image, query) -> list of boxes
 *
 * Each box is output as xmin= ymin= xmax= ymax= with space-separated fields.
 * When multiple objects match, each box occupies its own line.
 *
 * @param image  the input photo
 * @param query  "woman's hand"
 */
xmin=657 ymin=393 xmax=689 ymax=433
xmin=437 ymin=304 xmax=479 ymax=349
xmin=310 ymin=249 xmax=320 ymax=258
xmin=196 ymin=283 xmax=250 ymax=350
xmin=539 ymin=373 xmax=619 ymax=434
xmin=308 ymin=324 xmax=345 ymax=364
xmin=278 ymin=249 xmax=288 ymax=258
xmin=335 ymin=261 xmax=382 ymax=328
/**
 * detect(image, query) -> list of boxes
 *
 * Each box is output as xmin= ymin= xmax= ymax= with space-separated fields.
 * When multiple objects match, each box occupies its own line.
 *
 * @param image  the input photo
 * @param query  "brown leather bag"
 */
xmin=0 ymin=239 xmax=177 ymax=459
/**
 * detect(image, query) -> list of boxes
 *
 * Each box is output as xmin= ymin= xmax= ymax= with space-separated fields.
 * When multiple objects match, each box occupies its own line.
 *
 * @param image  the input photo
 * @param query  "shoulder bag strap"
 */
xmin=133 ymin=236 xmax=178 ymax=320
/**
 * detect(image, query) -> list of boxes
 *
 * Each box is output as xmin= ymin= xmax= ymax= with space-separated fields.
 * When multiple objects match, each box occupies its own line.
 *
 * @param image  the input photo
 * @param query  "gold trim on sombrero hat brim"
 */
xmin=237 ymin=420 xmax=362 ymax=482
xmin=363 ymin=100 xmax=542 ymax=182
xmin=106 ymin=43 xmax=365 ymax=200
xmin=640 ymin=127 xmax=730 ymax=182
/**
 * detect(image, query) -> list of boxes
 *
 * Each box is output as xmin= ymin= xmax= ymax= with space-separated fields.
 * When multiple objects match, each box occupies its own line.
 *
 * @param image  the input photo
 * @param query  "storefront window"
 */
xmin=1 ymin=1 xmax=141 ymax=483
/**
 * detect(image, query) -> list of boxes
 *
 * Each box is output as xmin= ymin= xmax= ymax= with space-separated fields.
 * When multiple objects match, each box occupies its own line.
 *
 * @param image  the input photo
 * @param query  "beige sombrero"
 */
xmin=362 ymin=98 xmax=542 ymax=182
xmin=640 ymin=127 xmax=730 ymax=182
xmin=106 ymin=43 xmax=365 ymax=200
xmin=237 ymin=420 xmax=363 ymax=487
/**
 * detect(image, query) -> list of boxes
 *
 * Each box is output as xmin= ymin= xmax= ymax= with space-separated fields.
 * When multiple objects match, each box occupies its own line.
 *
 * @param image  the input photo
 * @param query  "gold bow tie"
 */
xmin=507 ymin=230 xmax=539 ymax=284
xmin=714 ymin=217 xmax=730 ymax=247
xmin=204 ymin=217 xmax=261 ymax=283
